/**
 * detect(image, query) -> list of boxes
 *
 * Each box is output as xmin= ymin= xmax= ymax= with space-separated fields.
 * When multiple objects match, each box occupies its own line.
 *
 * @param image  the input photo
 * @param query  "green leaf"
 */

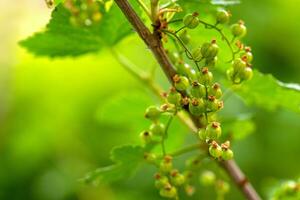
xmin=233 ymin=71 xmax=300 ymax=113
xmin=82 ymin=145 xmax=146 ymax=184
xmin=222 ymin=116 xmax=256 ymax=140
xmin=20 ymin=2 xmax=139 ymax=57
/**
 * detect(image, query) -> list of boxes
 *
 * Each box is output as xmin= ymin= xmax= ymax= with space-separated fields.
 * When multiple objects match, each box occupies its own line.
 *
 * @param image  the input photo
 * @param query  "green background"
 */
xmin=0 ymin=0 xmax=299 ymax=199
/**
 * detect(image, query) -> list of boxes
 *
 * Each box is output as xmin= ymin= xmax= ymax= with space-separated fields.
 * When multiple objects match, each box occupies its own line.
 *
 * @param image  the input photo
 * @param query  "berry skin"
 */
xmin=179 ymin=30 xmax=191 ymax=44
xmin=231 ymin=21 xmax=247 ymax=38
xmin=189 ymin=98 xmax=205 ymax=116
xmin=209 ymin=141 xmax=223 ymax=158
xmin=154 ymin=173 xmax=169 ymax=189
xmin=167 ymin=87 xmax=182 ymax=106
xmin=199 ymin=67 xmax=213 ymax=85
xmin=192 ymin=47 xmax=202 ymax=61
xmin=145 ymin=106 xmax=161 ymax=120
xmin=216 ymin=10 xmax=230 ymax=24
xmin=241 ymin=67 xmax=253 ymax=81
xmin=170 ymin=170 xmax=186 ymax=186
xmin=159 ymin=185 xmax=177 ymax=198
xmin=150 ymin=122 xmax=165 ymax=136
xmin=232 ymin=58 xmax=247 ymax=72
xmin=140 ymin=131 xmax=153 ymax=144
xmin=211 ymin=83 xmax=222 ymax=99
xmin=183 ymin=13 xmax=199 ymax=29
xmin=206 ymin=122 xmax=222 ymax=140
xmin=198 ymin=128 xmax=207 ymax=141
xmin=173 ymin=74 xmax=190 ymax=91
xmin=200 ymin=170 xmax=216 ymax=186
xmin=207 ymin=96 xmax=220 ymax=111
xmin=222 ymin=149 xmax=234 ymax=160
xmin=190 ymin=81 xmax=206 ymax=98
xmin=201 ymin=40 xmax=219 ymax=59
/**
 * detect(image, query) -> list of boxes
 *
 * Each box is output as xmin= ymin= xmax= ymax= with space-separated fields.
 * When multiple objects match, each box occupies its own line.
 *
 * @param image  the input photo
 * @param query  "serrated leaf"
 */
xmin=83 ymin=145 xmax=145 ymax=184
xmin=20 ymin=2 xmax=139 ymax=57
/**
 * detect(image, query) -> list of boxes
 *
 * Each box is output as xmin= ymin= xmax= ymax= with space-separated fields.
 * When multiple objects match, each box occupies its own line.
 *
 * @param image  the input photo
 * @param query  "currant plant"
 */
xmin=20 ymin=0 xmax=300 ymax=199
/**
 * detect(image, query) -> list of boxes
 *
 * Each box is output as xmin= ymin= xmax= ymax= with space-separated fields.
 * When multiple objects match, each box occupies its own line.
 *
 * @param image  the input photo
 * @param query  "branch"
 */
xmin=114 ymin=0 xmax=261 ymax=199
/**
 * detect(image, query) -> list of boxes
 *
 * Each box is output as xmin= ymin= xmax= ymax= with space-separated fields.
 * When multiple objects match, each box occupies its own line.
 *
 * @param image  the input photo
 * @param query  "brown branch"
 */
xmin=114 ymin=0 xmax=261 ymax=199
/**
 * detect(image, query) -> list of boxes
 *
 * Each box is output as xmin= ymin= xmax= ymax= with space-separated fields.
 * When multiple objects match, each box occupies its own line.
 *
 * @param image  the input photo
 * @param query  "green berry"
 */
xmin=232 ymin=58 xmax=247 ymax=72
xmin=222 ymin=149 xmax=234 ymax=160
xmin=183 ymin=13 xmax=199 ymax=29
xmin=179 ymin=30 xmax=191 ymax=44
xmin=145 ymin=106 xmax=161 ymax=120
xmin=198 ymin=129 xmax=207 ymax=141
xmin=215 ymin=180 xmax=230 ymax=194
xmin=170 ymin=170 xmax=186 ymax=186
xmin=173 ymin=74 xmax=190 ymax=91
xmin=231 ymin=21 xmax=247 ymax=38
xmin=150 ymin=122 xmax=165 ymax=136
xmin=207 ymin=96 xmax=219 ymax=111
xmin=216 ymin=10 xmax=230 ymax=24
xmin=140 ymin=131 xmax=153 ymax=144
xmin=168 ymin=52 xmax=180 ymax=66
xmin=190 ymin=81 xmax=206 ymax=98
xmin=201 ymin=40 xmax=219 ymax=59
xmin=159 ymin=185 xmax=177 ymax=198
xmin=199 ymin=67 xmax=213 ymax=85
xmin=192 ymin=47 xmax=202 ymax=61
xmin=211 ymin=83 xmax=222 ymax=99
xmin=200 ymin=170 xmax=216 ymax=186
xmin=167 ymin=87 xmax=182 ymax=106
xmin=205 ymin=56 xmax=218 ymax=67
xmin=206 ymin=122 xmax=222 ymax=140
xmin=189 ymin=98 xmax=205 ymax=116
xmin=241 ymin=67 xmax=253 ymax=81
xmin=227 ymin=68 xmax=241 ymax=84
xmin=209 ymin=141 xmax=223 ymax=158
xmin=144 ymin=152 xmax=157 ymax=163
xmin=154 ymin=173 xmax=169 ymax=189
xmin=159 ymin=156 xmax=173 ymax=173
xmin=241 ymin=47 xmax=253 ymax=63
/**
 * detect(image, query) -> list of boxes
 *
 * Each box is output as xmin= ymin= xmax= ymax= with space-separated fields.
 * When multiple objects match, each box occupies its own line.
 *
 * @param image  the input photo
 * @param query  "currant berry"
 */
xmin=167 ymin=87 xmax=182 ymax=106
xmin=168 ymin=51 xmax=181 ymax=66
xmin=222 ymin=149 xmax=234 ymax=160
xmin=207 ymin=95 xmax=219 ymax=111
xmin=215 ymin=180 xmax=230 ymax=194
xmin=190 ymin=81 xmax=206 ymax=98
xmin=198 ymin=128 xmax=207 ymax=141
xmin=154 ymin=173 xmax=169 ymax=189
xmin=185 ymin=185 xmax=195 ymax=196
xmin=241 ymin=67 xmax=253 ymax=81
xmin=201 ymin=40 xmax=219 ymax=59
xmin=211 ymin=83 xmax=222 ymax=99
xmin=216 ymin=9 xmax=230 ymax=24
xmin=145 ymin=106 xmax=161 ymax=120
xmin=200 ymin=170 xmax=216 ymax=186
xmin=150 ymin=122 xmax=165 ymax=136
xmin=179 ymin=30 xmax=191 ymax=44
xmin=173 ymin=74 xmax=190 ymax=91
xmin=159 ymin=185 xmax=177 ymax=198
xmin=226 ymin=68 xmax=241 ymax=84
xmin=192 ymin=47 xmax=202 ymax=61
xmin=199 ymin=67 xmax=213 ymax=85
xmin=189 ymin=98 xmax=205 ymax=116
xmin=241 ymin=47 xmax=253 ymax=63
xmin=140 ymin=131 xmax=153 ymax=144
xmin=205 ymin=56 xmax=218 ymax=67
xmin=209 ymin=141 xmax=223 ymax=158
xmin=232 ymin=58 xmax=247 ymax=72
xmin=170 ymin=170 xmax=186 ymax=186
xmin=206 ymin=122 xmax=222 ymax=139
xmin=159 ymin=156 xmax=173 ymax=173
xmin=183 ymin=12 xmax=199 ymax=29
xmin=231 ymin=20 xmax=247 ymax=38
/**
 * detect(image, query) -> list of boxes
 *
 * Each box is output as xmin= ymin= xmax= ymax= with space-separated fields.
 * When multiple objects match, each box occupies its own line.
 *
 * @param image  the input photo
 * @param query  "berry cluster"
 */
xmin=64 ymin=0 xmax=102 ymax=26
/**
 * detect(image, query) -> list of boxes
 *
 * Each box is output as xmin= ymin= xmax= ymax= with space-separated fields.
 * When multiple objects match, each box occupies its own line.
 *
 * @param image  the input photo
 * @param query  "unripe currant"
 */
xmin=159 ymin=185 xmax=177 ymax=198
xmin=200 ymin=170 xmax=216 ymax=186
xmin=159 ymin=155 xmax=173 ymax=173
xmin=173 ymin=74 xmax=190 ymax=91
xmin=183 ymin=12 xmax=199 ymax=29
xmin=140 ymin=131 xmax=153 ymax=144
xmin=150 ymin=122 xmax=165 ymax=136
xmin=145 ymin=106 xmax=161 ymax=120
xmin=231 ymin=20 xmax=247 ymax=38
xmin=241 ymin=47 xmax=253 ymax=63
xmin=168 ymin=51 xmax=181 ymax=66
xmin=185 ymin=185 xmax=195 ymax=196
xmin=201 ymin=40 xmax=219 ymax=59
xmin=215 ymin=180 xmax=230 ymax=194
xmin=222 ymin=149 xmax=234 ymax=160
xmin=241 ymin=67 xmax=253 ymax=81
xmin=199 ymin=67 xmax=213 ymax=85
xmin=226 ymin=68 xmax=241 ymax=84
xmin=206 ymin=122 xmax=222 ymax=140
xmin=209 ymin=141 xmax=223 ymax=158
xmin=211 ymin=83 xmax=222 ymax=99
xmin=190 ymin=81 xmax=206 ymax=98
xmin=205 ymin=56 xmax=218 ymax=67
xmin=198 ymin=128 xmax=207 ymax=141
xmin=189 ymin=98 xmax=205 ymax=116
xmin=167 ymin=87 xmax=182 ymax=106
xmin=207 ymin=95 xmax=219 ymax=111
xmin=192 ymin=47 xmax=202 ymax=61
xmin=154 ymin=173 xmax=169 ymax=189
xmin=144 ymin=152 xmax=157 ymax=163
xmin=170 ymin=170 xmax=186 ymax=186
xmin=232 ymin=58 xmax=247 ymax=72
xmin=179 ymin=30 xmax=191 ymax=44
xmin=216 ymin=9 xmax=230 ymax=24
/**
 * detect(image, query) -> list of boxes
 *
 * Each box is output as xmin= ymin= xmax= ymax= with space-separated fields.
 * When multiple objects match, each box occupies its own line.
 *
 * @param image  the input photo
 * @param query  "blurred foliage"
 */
xmin=0 ymin=0 xmax=299 ymax=200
